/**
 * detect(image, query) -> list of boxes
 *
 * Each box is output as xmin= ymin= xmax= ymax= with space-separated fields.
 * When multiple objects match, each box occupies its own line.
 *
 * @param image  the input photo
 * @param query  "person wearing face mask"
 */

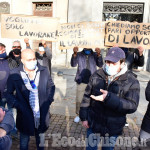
xmin=71 ymin=47 xmax=103 ymax=123
xmin=0 ymin=43 xmax=18 ymax=139
xmin=6 ymin=49 xmax=55 ymax=150
xmin=9 ymin=40 xmax=22 ymax=66
xmin=24 ymin=38 xmax=52 ymax=75
xmin=0 ymin=43 xmax=17 ymax=107
xmin=79 ymin=47 xmax=140 ymax=150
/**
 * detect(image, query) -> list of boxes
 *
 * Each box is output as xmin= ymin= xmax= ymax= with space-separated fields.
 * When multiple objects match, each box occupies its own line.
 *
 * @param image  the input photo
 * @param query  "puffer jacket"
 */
xmin=141 ymin=80 xmax=150 ymax=133
xmin=79 ymin=68 xmax=140 ymax=136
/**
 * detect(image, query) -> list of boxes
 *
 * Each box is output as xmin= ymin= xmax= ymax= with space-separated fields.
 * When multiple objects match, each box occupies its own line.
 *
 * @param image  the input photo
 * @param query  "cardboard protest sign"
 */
xmin=1 ymin=14 xmax=59 ymax=41
xmin=105 ymin=21 xmax=150 ymax=49
xmin=58 ymin=22 xmax=106 ymax=49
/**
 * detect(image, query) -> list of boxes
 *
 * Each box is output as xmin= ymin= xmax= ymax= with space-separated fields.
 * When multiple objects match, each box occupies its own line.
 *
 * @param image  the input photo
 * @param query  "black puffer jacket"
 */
xmin=79 ymin=68 xmax=140 ymax=136
xmin=141 ymin=80 xmax=150 ymax=133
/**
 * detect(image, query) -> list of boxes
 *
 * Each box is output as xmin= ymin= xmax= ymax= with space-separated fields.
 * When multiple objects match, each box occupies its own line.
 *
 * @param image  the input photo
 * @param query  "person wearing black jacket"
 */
xmin=6 ymin=49 xmax=55 ymax=150
xmin=139 ymin=80 xmax=150 ymax=148
xmin=115 ymin=45 xmax=144 ymax=70
xmin=79 ymin=47 xmax=140 ymax=150
xmin=0 ymin=43 xmax=18 ymax=107
xmin=0 ymin=107 xmax=15 ymax=150
xmin=9 ymin=40 xmax=22 ymax=66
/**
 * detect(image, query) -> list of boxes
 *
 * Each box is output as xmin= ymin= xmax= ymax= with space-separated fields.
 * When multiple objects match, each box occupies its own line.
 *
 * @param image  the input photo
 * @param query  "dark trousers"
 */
xmin=20 ymin=130 xmax=44 ymax=150
xmin=86 ymin=128 xmax=118 ymax=150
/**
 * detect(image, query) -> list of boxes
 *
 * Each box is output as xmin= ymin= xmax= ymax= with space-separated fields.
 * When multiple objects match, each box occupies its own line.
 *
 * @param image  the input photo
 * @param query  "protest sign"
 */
xmin=58 ymin=21 xmax=106 ymax=49
xmin=105 ymin=21 xmax=150 ymax=49
xmin=1 ymin=14 xmax=59 ymax=41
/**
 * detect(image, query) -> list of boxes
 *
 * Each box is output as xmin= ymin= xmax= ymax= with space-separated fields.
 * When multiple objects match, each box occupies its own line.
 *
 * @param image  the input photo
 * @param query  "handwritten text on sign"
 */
xmin=1 ymin=14 xmax=59 ymax=41
xmin=105 ymin=21 xmax=150 ymax=49
xmin=58 ymin=22 xmax=106 ymax=49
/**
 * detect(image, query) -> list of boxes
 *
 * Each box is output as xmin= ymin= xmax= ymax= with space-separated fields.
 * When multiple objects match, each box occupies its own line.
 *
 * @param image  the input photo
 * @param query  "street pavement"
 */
xmin=11 ymin=66 xmax=150 ymax=150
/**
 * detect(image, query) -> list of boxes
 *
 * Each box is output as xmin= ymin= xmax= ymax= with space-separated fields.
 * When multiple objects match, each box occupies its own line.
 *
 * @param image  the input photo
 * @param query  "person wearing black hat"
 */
xmin=9 ymin=40 xmax=22 ymax=66
xmin=79 ymin=47 xmax=140 ymax=150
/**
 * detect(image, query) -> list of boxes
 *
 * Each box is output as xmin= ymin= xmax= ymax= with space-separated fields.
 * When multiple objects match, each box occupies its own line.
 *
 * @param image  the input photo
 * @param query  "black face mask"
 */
xmin=13 ymin=49 xmax=21 ymax=55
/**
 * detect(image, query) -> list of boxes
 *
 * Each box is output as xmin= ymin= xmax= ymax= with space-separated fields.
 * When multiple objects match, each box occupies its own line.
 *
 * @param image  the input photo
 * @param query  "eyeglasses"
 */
xmin=12 ymin=46 xmax=21 ymax=49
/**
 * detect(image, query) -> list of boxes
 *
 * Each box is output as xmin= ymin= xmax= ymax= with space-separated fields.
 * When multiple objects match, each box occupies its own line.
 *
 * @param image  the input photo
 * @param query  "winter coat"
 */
xmin=79 ymin=68 xmax=140 ymax=136
xmin=71 ymin=50 xmax=103 ymax=84
xmin=6 ymin=63 xmax=55 ymax=135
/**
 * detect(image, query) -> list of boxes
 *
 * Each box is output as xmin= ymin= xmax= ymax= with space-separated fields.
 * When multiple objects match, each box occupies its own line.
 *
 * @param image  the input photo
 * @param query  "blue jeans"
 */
xmin=20 ymin=130 xmax=44 ymax=150
xmin=86 ymin=128 xmax=118 ymax=150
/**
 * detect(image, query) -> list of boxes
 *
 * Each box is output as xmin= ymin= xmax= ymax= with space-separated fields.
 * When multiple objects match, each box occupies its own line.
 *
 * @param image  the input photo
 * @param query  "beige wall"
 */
xmin=0 ymin=0 xmax=150 ymax=70
xmin=11 ymin=0 xmax=32 ymax=15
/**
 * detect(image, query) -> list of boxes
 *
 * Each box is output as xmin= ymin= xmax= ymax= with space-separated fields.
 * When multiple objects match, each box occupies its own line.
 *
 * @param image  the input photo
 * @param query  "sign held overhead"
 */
xmin=1 ymin=14 xmax=59 ymax=41
xmin=105 ymin=21 xmax=150 ymax=49
xmin=58 ymin=21 xmax=106 ymax=49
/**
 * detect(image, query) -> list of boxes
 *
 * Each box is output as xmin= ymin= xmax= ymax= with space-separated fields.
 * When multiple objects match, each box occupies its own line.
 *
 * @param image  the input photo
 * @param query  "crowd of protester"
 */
xmin=0 ymin=38 xmax=150 ymax=150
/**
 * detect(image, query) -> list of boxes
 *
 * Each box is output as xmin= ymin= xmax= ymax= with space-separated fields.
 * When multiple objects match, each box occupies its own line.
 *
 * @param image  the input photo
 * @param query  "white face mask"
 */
xmin=39 ymin=47 xmax=45 ymax=52
xmin=24 ymin=60 xmax=37 ymax=70
xmin=105 ymin=64 xmax=118 ymax=76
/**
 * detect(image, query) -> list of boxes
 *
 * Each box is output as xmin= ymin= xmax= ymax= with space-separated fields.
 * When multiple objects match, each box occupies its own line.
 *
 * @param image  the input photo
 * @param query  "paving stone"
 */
xmin=10 ymin=111 xmax=145 ymax=150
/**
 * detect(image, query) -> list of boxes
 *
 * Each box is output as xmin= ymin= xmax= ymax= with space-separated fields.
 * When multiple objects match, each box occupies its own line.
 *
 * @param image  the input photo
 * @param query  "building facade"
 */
xmin=0 ymin=0 xmax=150 ymax=71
